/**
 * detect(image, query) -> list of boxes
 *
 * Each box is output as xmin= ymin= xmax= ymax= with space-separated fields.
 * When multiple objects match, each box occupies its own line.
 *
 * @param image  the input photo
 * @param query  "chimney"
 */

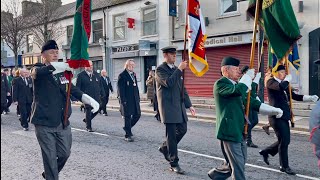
xmin=22 ymin=1 xmax=43 ymax=17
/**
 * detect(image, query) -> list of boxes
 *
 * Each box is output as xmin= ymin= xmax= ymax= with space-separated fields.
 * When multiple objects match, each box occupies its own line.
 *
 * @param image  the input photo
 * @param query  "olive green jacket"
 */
xmin=214 ymin=77 xmax=261 ymax=142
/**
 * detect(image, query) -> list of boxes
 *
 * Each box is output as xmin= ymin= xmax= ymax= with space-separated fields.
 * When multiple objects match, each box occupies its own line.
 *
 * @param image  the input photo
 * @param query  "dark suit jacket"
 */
xmin=117 ymin=69 xmax=141 ymax=116
xmin=267 ymin=77 xmax=303 ymax=121
xmin=1 ymin=73 xmax=9 ymax=106
xmin=155 ymin=62 xmax=192 ymax=124
xmin=30 ymin=64 xmax=83 ymax=127
xmin=76 ymin=71 xmax=105 ymax=102
xmin=12 ymin=76 xmax=33 ymax=104
xmin=100 ymin=76 xmax=113 ymax=97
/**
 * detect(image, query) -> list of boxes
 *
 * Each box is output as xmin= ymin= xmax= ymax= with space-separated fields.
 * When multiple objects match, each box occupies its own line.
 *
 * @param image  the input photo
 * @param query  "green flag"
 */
xmin=68 ymin=0 xmax=91 ymax=68
xmin=248 ymin=0 xmax=301 ymax=59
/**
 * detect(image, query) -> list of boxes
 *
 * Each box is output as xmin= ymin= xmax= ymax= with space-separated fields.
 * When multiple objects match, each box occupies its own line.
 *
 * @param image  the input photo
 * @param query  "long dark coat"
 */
xmin=100 ymin=76 xmax=113 ymax=98
xmin=117 ymin=69 xmax=141 ymax=116
xmin=76 ymin=71 xmax=105 ymax=102
xmin=30 ymin=64 xmax=83 ymax=127
xmin=155 ymin=62 xmax=192 ymax=124
xmin=12 ymin=77 xmax=33 ymax=104
xmin=1 ymin=73 xmax=9 ymax=107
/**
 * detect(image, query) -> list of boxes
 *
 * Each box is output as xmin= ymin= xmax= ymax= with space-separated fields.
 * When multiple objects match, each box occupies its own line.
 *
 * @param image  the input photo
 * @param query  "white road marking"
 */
xmin=71 ymin=128 xmax=319 ymax=180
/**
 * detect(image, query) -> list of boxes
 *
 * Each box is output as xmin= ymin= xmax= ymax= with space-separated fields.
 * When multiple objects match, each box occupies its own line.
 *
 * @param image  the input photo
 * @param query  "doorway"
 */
xmin=144 ymin=56 xmax=157 ymax=93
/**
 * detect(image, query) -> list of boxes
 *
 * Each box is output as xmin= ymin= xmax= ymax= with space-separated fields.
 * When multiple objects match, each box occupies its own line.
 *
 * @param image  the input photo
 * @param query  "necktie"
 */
xmin=24 ymin=77 xmax=28 ymax=86
xmin=130 ymin=73 xmax=134 ymax=80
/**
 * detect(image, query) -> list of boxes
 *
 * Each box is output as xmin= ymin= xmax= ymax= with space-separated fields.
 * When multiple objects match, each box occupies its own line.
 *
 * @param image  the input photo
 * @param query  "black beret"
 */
xmin=276 ymin=65 xmax=285 ymax=72
xmin=221 ymin=56 xmax=240 ymax=67
xmin=161 ymin=45 xmax=177 ymax=53
xmin=41 ymin=40 xmax=59 ymax=53
xmin=241 ymin=65 xmax=249 ymax=74
xmin=314 ymin=59 xmax=320 ymax=65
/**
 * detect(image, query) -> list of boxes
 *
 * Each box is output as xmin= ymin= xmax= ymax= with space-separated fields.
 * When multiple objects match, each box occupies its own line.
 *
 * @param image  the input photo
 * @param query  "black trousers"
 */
xmin=160 ymin=121 xmax=187 ymax=167
xmin=123 ymin=114 xmax=140 ymax=137
xmin=247 ymin=111 xmax=259 ymax=142
xmin=5 ymin=95 xmax=12 ymax=112
xmin=263 ymin=118 xmax=290 ymax=168
xmin=100 ymin=96 xmax=109 ymax=114
xmin=84 ymin=105 xmax=99 ymax=129
xmin=19 ymin=102 xmax=31 ymax=128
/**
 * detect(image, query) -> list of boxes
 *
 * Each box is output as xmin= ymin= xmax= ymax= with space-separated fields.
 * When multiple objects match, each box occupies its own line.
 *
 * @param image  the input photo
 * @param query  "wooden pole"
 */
xmin=63 ymin=71 xmax=73 ymax=127
xmin=181 ymin=0 xmax=189 ymax=101
xmin=244 ymin=0 xmax=261 ymax=136
xmin=285 ymin=54 xmax=295 ymax=127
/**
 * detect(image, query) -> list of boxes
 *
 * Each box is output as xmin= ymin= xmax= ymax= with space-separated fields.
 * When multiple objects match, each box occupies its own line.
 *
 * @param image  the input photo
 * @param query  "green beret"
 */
xmin=275 ymin=65 xmax=285 ymax=72
xmin=221 ymin=56 xmax=240 ymax=67
xmin=161 ymin=45 xmax=177 ymax=53
xmin=41 ymin=40 xmax=59 ymax=53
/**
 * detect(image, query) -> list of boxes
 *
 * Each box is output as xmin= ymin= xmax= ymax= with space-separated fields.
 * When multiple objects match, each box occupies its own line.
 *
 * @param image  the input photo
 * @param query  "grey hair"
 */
xmin=124 ymin=59 xmax=135 ymax=69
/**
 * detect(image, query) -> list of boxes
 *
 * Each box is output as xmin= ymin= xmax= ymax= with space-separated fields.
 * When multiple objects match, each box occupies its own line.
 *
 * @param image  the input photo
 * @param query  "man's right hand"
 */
xmin=178 ymin=61 xmax=188 ymax=71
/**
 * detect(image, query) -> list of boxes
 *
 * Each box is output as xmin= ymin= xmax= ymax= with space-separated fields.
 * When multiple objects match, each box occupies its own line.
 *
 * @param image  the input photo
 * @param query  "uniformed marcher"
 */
xmin=208 ymin=57 xmax=283 ymax=180
xmin=117 ymin=59 xmax=141 ymax=142
xmin=76 ymin=61 xmax=105 ymax=132
xmin=30 ymin=40 xmax=99 ymax=180
xmin=1 ymin=66 xmax=9 ymax=115
xmin=100 ymin=69 xmax=113 ymax=116
xmin=3 ymin=68 xmax=13 ymax=114
xmin=12 ymin=68 xmax=33 ymax=131
xmin=155 ymin=46 xmax=196 ymax=174
xmin=259 ymin=65 xmax=319 ymax=175
xmin=241 ymin=65 xmax=261 ymax=148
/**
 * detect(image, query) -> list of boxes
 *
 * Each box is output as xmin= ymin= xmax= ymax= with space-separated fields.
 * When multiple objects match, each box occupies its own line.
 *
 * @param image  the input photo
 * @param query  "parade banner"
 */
xmin=68 ymin=0 xmax=91 ymax=68
xmin=187 ymin=0 xmax=208 ymax=77
xmin=248 ymin=0 xmax=301 ymax=60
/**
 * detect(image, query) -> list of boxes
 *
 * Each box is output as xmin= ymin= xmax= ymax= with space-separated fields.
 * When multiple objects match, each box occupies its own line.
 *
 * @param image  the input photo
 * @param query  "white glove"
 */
xmin=253 ymin=72 xmax=261 ymax=84
xmin=246 ymin=69 xmax=255 ymax=79
xmin=259 ymin=103 xmax=283 ymax=118
xmin=81 ymin=94 xmax=99 ymax=113
xmin=256 ymin=96 xmax=261 ymax=102
xmin=239 ymin=74 xmax=252 ymax=90
xmin=51 ymin=62 xmax=73 ymax=75
xmin=283 ymin=74 xmax=292 ymax=83
xmin=303 ymin=95 xmax=319 ymax=102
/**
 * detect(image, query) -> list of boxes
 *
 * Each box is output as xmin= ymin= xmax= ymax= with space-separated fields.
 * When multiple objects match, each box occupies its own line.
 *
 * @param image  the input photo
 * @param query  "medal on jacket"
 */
xmin=133 ymin=82 xmax=136 ymax=86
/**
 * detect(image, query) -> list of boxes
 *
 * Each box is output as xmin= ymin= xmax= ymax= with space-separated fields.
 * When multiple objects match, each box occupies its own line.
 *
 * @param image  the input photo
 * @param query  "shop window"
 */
xmin=67 ymin=25 xmax=73 ymax=45
xmin=92 ymin=19 xmax=103 ymax=43
xmin=142 ymin=6 xmax=157 ymax=36
xmin=113 ymin=14 xmax=126 ymax=41
xmin=219 ymin=0 xmax=238 ymax=16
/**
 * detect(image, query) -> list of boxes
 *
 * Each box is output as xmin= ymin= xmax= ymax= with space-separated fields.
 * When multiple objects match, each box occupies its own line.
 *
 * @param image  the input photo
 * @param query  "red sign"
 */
xmin=127 ymin=18 xmax=135 ymax=29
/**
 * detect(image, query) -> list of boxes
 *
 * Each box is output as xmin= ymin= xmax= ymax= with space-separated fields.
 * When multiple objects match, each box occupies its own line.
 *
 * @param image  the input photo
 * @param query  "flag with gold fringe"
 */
xmin=187 ymin=0 xmax=208 ymax=77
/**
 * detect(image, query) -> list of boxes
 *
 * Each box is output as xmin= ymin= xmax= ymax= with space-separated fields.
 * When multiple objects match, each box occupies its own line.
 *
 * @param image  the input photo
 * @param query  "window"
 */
xmin=26 ymin=35 xmax=33 ymax=52
xmin=92 ymin=19 xmax=103 ymax=43
xmin=142 ymin=7 xmax=157 ymax=36
xmin=67 ymin=25 xmax=73 ymax=45
xmin=219 ymin=0 xmax=238 ymax=16
xmin=113 ymin=14 xmax=125 ymax=41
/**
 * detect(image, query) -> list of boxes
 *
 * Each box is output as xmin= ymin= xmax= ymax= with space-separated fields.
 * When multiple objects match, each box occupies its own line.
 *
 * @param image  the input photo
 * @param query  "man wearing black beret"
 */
xmin=156 ymin=45 xmax=196 ymax=174
xmin=30 ymin=40 xmax=100 ymax=179
xmin=209 ymin=56 xmax=283 ymax=180
xmin=259 ymin=64 xmax=318 ymax=175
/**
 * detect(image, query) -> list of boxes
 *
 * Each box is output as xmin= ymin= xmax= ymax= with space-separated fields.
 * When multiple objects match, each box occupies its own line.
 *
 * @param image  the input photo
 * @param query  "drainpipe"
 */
xmin=102 ymin=7 xmax=110 ymax=77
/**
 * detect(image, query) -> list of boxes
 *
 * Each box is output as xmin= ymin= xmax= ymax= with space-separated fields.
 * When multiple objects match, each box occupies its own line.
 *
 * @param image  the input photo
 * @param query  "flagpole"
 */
xmin=284 ymin=53 xmax=295 ymax=127
xmin=181 ymin=0 xmax=189 ymax=101
xmin=245 ymin=0 xmax=261 ymax=136
xmin=64 ymin=71 xmax=73 ymax=127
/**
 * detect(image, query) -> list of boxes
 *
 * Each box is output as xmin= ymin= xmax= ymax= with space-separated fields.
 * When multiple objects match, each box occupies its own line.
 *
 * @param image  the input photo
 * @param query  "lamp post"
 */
xmin=99 ymin=37 xmax=108 ymax=73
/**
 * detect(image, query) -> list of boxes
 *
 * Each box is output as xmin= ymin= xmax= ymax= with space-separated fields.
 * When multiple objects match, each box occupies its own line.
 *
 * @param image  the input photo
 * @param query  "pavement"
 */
xmin=74 ymin=97 xmax=312 ymax=133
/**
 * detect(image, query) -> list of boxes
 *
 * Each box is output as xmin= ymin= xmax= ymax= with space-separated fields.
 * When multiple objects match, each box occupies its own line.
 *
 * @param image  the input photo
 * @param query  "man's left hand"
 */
xmin=189 ymin=107 xmax=196 ymax=116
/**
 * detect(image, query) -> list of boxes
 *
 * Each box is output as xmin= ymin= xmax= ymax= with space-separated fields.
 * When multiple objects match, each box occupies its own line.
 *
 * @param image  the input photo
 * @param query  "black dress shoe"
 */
xmin=170 ymin=166 xmax=185 ymax=174
xmin=158 ymin=147 xmax=170 ymax=162
xmin=23 ymin=127 xmax=29 ymax=131
xmin=83 ymin=118 xmax=86 ymax=123
xmin=246 ymin=141 xmax=258 ymax=148
xmin=280 ymin=167 xmax=296 ymax=175
xmin=262 ymin=125 xmax=270 ymax=135
xmin=86 ymin=128 xmax=94 ymax=132
xmin=259 ymin=150 xmax=269 ymax=165
xmin=103 ymin=113 xmax=108 ymax=116
xmin=41 ymin=172 xmax=45 ymax=179
xmin=125 ymin=136 xmax=134 ymax=142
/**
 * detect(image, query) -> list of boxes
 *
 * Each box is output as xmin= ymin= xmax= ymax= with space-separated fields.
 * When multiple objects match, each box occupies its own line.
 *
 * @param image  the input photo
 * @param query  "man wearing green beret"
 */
xmin=208 ymin=57 xmax=283 ymax=180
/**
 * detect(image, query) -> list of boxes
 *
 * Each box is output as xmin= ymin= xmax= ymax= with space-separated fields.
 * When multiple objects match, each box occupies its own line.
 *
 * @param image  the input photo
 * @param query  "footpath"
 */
xmin=74 ymin=94 xmax=316 ymax=133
